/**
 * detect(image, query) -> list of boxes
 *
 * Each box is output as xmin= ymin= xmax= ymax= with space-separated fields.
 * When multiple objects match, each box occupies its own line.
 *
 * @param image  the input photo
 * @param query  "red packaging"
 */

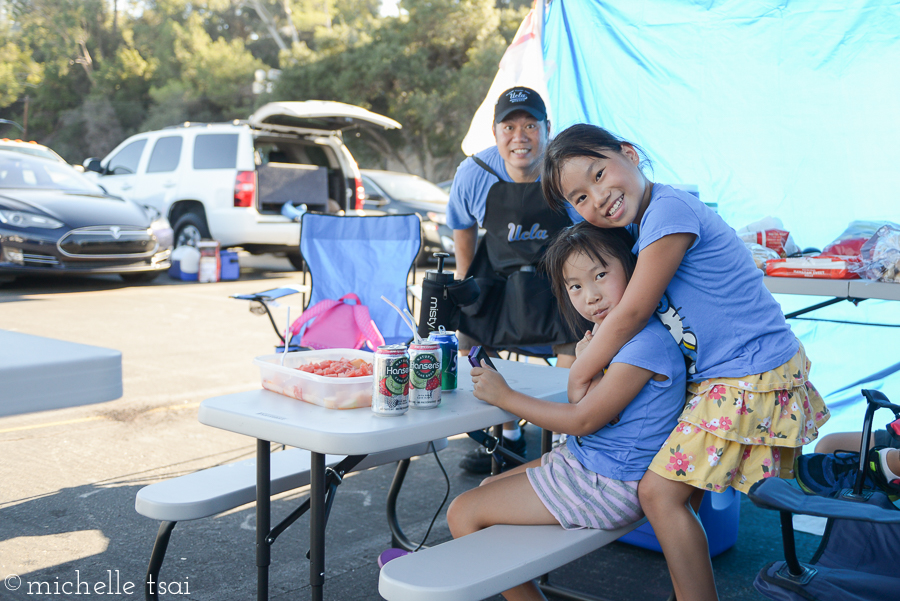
xmin=821 ymin=237 xmax=868 ymax=257
xmin=766 ymin=256 xmax=860 ymax=279
xmin=740 ymin=229 xmax=790 ymax=257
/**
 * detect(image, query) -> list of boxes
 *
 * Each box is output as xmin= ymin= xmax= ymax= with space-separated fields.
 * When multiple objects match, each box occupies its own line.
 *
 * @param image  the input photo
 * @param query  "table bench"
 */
xmin=378 ymin=518 xmax=646 ymax=601
xmin=136 ymin=439 xmax=447 ymax=600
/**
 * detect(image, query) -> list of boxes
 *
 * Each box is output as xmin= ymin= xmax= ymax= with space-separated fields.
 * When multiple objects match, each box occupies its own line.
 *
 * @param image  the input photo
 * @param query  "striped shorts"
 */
xmin=526 ymin=444 xmax=643 ymax=531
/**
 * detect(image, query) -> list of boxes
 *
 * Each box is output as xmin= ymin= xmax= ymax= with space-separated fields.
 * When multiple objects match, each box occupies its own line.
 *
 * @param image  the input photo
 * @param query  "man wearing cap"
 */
xmin=447 ymin=86 xmax=581 ymax=474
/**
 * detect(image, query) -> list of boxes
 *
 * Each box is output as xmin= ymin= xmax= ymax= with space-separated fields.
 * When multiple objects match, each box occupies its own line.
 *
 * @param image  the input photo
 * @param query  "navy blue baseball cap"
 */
xmin=493 ymin=86 xmax=547 ymax=124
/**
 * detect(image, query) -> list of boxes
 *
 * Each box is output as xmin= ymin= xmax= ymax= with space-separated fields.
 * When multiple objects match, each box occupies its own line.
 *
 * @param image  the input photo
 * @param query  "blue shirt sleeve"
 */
xmin=638 ymin=187 xmax=701 ymax=252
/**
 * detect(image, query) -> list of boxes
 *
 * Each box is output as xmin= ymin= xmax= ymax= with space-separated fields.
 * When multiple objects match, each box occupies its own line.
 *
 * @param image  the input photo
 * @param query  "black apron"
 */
xmin=459 ymin=157 xmax=576 ymax=348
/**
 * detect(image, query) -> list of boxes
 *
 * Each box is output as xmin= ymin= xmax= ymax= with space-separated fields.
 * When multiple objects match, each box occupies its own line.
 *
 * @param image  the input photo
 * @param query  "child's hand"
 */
xmin=575 ymin=329 xmax=594 ymax=359
xmin=471 ymin=361 xmax=510 ymax=405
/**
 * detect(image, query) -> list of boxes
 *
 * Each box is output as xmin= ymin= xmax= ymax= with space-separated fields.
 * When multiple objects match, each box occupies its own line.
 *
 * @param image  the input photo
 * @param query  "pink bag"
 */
xmin=289 ymin=293 xmax=385 ymax=351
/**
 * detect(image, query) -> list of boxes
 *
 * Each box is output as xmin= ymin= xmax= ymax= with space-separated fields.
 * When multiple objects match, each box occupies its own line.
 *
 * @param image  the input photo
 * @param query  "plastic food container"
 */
xmin=254 ymin=349 xmax=375 ymax=410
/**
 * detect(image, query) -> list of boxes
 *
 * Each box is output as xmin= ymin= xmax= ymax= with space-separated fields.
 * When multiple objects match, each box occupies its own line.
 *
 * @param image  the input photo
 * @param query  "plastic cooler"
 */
xmin=219 ymin=251 xmax=240 ymax=280
xmin=620 ymin=488 xmax=740 ymax=557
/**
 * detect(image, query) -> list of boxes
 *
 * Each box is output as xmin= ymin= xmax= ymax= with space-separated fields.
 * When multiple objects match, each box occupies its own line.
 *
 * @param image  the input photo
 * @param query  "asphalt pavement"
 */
xmin=0 ymin=255 xmax=822 ymax=601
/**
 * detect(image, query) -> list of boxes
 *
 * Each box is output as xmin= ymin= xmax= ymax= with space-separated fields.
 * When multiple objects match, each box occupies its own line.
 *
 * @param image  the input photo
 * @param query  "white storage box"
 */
xmin=254 ymin=349 xmax=375 ymax=410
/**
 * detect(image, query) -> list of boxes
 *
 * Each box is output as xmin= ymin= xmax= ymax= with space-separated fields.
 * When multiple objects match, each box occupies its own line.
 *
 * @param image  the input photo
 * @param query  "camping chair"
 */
xmin=234 ymin=212 xmax=422 ymax=349
xmin=231 ymin=212 xmax=440 ymax=552
xmin=749 ymin=389 xmax=900 ymax=601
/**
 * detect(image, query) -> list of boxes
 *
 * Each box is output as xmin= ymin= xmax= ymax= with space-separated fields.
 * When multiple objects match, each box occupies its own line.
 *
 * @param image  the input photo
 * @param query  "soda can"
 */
xmin=427 ymin=330 xmax=458 ymax=391
xmin=408 ymin=341 xmax=442 ymax=409
xmin=372 ymin=345 xmax=409 ymax=416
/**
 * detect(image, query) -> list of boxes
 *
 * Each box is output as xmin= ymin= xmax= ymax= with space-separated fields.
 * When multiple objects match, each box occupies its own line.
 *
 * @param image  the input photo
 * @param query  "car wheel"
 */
xmin=120 ymin=271 xmax=161 ymax=284
xmin=173 ymin=212 xmax=210 ymax=248
xmin=287 ymin=252 xmax=305 ymax=271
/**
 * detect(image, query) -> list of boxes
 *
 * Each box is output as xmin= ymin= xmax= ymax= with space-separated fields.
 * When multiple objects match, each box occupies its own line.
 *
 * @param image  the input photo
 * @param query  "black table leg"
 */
xmin=309 ymin=451 xmax=326 ymax=601
xmin=256 ymin=439 xmax=270 ymax=601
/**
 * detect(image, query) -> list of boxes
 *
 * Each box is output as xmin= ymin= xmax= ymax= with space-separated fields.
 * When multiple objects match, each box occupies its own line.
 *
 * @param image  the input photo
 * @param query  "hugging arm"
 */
xmin=567 ymin=233 xmax=694 ymax=402
xmin=472 ymin=361 xmax=655 ymax=437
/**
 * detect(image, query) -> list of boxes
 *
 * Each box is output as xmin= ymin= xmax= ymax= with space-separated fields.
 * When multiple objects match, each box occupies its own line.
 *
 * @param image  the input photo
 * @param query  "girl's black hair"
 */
xmin=541 ymin=123 xmax=650 ymax=212
xmin=542 ymin=222 xmax=637 ymax=336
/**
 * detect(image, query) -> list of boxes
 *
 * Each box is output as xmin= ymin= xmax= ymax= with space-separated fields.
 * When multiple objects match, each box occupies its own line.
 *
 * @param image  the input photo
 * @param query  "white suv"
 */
xmin=84 ymin=102 xmax=401 ymax=268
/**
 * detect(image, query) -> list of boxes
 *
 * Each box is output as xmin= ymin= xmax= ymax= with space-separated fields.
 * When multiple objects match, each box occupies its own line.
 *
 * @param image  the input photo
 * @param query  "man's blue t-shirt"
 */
xmin=567 ymin=319 xmax=686 ymax=481
xmin=636 ymin=184 xmax=798 ymax=382
xmin=446 ymin=146 xmax=581 ymax=230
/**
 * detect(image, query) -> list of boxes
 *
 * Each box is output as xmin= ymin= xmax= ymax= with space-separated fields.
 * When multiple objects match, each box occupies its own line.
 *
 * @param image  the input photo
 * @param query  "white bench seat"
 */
xmin=136 ymin=440 xmax=446 ymax=522
xmin=379 ymin=517 xmax=646 ymax=601
xmin=136 ymin=439 xmax=447 ymax=600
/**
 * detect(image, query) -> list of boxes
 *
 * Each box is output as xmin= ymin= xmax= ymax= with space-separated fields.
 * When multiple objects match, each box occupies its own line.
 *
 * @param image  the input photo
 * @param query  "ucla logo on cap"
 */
xmin=507 ymin=90 xmax=529 ymax=103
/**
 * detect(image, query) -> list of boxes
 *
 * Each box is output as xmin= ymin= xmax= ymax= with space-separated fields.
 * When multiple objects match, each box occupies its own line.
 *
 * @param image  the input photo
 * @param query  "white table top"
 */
xmin=199 ymin=359 xmax=569 ymax=455
xmin=764 ymin=277 xmax=900 ymax=301
xmin=0 ymin=330 xmax=122 ymax=418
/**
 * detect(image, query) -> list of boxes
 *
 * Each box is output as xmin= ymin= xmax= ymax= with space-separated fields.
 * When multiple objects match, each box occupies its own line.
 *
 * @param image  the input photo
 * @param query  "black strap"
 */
xmin=472 ymin=156 xmax=502 ymax=179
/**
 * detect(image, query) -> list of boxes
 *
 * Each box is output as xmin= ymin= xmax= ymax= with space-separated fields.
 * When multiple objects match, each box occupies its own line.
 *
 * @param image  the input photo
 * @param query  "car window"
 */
xmin=107 ymin=139 xmax=147 ymax=175
xmin=193 ymin=134 xmax=238 ymax=170
xmin=146 ymin=136 xmax=183 ymax=173
xmin=363 ymin=172 xmax=449 ymax=203
xmin=0 ymin=153 xmax=106 ymax=194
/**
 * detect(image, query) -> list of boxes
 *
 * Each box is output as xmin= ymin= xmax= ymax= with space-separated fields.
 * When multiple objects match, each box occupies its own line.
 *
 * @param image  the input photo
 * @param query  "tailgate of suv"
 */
xmin=256 ymin=163 xmax=330 ymax=213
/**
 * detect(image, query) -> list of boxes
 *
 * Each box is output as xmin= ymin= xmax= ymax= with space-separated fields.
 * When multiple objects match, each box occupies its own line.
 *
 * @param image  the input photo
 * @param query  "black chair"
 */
xmin=749 ymin=389 xmax=900 ymax=601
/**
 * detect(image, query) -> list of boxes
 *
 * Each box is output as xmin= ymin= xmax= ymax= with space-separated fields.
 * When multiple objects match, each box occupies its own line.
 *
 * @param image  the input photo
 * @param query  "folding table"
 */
xmin=198 ymin=359 xmax=568 ymax=601
xmin=0 ymin=329 xmax=122 ymax=417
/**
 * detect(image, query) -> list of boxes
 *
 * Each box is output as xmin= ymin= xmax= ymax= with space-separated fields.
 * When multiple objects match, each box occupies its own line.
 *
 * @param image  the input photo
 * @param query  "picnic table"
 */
xmin=0 ymin=329 xmax=122 ymax=417
xmin=198 ymin=358 xmax=569 ymax=601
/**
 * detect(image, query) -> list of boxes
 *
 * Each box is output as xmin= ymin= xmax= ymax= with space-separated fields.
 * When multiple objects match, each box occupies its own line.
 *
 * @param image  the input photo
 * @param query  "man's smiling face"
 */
xmin=493 ymin=111 xmax=548 ymax=182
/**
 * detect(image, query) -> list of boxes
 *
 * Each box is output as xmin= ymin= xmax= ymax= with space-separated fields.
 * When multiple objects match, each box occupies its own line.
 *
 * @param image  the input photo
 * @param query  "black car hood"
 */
xmin=0 ymin=189 xmax=150 ymax=229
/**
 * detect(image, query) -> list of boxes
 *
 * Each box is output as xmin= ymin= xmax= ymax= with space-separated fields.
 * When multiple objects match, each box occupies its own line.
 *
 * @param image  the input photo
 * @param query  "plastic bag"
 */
xmin=850 ymin=224 xmax=900 ymax=283
xmin=821 ymin=220 xmax=899 ymax=257
xmin=747 ymin=243 xmax=780 ymax=270
xmin=736 ymin=216 xmax=800 ymax=257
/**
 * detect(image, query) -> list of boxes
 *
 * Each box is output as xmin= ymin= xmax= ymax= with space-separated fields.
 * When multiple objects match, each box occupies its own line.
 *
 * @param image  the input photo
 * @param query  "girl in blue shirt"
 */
xmin=541 ymin=123 xmax=830 ymax=601
xmin=448 ymin=223 xmax=686 ymax=601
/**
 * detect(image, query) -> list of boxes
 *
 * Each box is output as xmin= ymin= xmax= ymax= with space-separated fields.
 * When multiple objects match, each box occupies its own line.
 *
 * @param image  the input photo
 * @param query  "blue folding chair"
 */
xmin=299 ymin=212 xmax=421 ymax=346
xmin=234 ymin=213 xmax=422 ymax=349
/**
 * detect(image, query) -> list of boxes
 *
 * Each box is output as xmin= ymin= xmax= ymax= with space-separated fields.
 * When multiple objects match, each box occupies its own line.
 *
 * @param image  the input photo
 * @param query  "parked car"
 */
xmin=0 ymin=150 xmax=173 ymax=283
xmin=360 ymin=169 xmax=455 ymax=265
xmin=82 ymin=101 xmax=401 ymax=269
xmin=0 ymin=138 xmax=67 ymax=164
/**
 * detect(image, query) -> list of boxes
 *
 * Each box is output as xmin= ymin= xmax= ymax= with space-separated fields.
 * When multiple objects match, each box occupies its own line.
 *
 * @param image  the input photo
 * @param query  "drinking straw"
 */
xmin=280 ymin=307 xmax=292 ymax=366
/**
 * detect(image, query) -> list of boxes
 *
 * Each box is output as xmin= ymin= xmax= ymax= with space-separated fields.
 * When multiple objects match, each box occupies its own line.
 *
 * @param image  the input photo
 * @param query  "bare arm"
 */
xmin=567 ymin=232 xmax=695 ymax=401
xmin=453 ymin=226 xmax=478 ymax=278
xmin=472 ymin=361 xmax=656 ymax=436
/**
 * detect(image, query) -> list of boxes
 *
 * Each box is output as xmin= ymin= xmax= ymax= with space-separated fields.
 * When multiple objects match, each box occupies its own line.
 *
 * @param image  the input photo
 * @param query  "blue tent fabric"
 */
xmin=543 ymin=0 xmax=900 ymax=248
xmin=542 ymin=1 xmax=900 ymax=444
xmin=299 ymin=213 xmax=421 ymax=346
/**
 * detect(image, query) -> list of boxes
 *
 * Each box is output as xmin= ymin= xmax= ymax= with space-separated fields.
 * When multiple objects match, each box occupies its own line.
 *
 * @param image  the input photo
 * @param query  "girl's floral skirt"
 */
xmin=648 ymin=342 xmax=829 ymax=494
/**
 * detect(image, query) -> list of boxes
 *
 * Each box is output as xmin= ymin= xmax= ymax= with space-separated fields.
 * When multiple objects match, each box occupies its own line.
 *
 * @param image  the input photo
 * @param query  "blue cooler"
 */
xmin=620 ymin=488 xmax=740 ymax=557
xmin=219 ymin=251 xmax=240 ymax=281
xmin=168 ymin=260 xmax=198 ymax=281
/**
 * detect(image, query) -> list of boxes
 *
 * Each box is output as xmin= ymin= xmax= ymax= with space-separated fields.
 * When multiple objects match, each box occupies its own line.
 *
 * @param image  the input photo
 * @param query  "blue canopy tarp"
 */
xmin=542 ymin=0 xmax=900 ymax=441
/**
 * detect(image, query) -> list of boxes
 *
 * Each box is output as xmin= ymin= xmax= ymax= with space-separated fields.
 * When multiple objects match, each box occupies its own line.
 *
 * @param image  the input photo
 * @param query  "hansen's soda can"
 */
xmin=372 ymin=344 xmax=409 ymax=416
xmin=408 ymin=341 xmax=442 ymax=409
xmin=427 ymin=330 xmax=458 ymax=391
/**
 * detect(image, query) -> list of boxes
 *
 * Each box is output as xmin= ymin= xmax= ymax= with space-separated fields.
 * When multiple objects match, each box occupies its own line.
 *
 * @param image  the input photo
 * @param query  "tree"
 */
xmin=274 ymin=0 xmax=525 ymax=181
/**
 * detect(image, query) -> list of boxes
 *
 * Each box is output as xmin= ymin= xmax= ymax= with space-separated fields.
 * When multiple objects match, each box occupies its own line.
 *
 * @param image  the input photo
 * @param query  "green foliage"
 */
xmin=2 ymin=0 xmax=531 ymax=175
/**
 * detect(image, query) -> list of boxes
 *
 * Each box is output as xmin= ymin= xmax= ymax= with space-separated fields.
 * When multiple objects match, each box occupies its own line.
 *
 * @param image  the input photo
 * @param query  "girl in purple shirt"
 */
xmin=448 ymin=224 xmax=686 ymax=601
xmin=541 ymin=124 xmax=829 ymax=601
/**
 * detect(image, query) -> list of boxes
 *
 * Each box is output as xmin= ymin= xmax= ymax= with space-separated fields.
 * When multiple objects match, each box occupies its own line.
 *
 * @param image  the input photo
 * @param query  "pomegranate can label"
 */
xmin=372 ymin=345 xmax=409 ymax=416
xmin=409 ymin=342 xmax=442 ymax=409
